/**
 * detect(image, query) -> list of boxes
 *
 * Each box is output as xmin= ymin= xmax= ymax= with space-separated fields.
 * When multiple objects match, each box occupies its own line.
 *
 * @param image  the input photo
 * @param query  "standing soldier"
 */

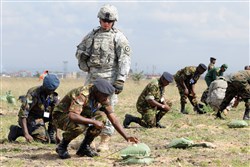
xmin=53 ymin=79 xmax=138 ymax=159
xmin=123 ymin=72 xmax=173 ymax=128
xmin=75 ymin=4 xmax=131 ymax=152
xmin=8 ymin=74 xmax=60 ymax=143
xmin=174 ymin=64 xmax=207 ymax=114
xmin=216 ymin=70 xmax=250 ymax=120
xmin=208 ymin=57 xmax=216 ymax=71
xmin=204 ymin=64 xmax=228 ymax=87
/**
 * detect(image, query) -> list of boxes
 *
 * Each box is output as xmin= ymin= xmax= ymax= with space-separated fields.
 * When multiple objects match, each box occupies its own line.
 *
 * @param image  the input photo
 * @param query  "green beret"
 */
xmin=221 ymin=64 xmax=228 ymax=69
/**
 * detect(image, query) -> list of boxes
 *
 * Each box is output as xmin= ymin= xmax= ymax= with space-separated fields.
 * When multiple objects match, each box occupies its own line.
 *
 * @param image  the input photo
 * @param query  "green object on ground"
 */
xmin=120 ymin=143 xmax=154 ymax=164
xmin=227 ymin=120 xmax=248 ymax=128
xmin=167 ymin=137 xmax=194 ymax=148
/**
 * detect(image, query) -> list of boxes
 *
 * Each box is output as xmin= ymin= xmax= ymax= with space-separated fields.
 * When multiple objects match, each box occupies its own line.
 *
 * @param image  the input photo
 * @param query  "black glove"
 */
xmin=113 ymin=80 xmax=124 ymax=94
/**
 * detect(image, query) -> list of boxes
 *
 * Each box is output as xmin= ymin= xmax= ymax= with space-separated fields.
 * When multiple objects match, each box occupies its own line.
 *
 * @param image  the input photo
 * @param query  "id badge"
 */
xmin=160 ymin=97 xmax=165 ymax=103
xmin=43 ymin=111 xmax=50 ymax=118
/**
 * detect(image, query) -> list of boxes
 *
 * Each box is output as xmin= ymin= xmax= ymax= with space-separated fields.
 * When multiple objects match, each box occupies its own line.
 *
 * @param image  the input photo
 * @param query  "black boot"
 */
xmin=155 ymin=112 xmax=166 ymax=128
xmin=181 ymin=103 xmax=188 ymax=114
xmin=123 ymin=114 xmax=141 ymax=128
xmin=8 ymin=125 xmax=23 ymax=142
xmin=243 ymin=108 xmax=250 ymax=120
xmin=56 ymin=139 xmax=71 ymax=159
xmin=215 ymin=111 xmax=225 ymax=120
xmin=194 ymin=104 xmax=206 ymax=114
xmin=76 ymin=126 xmax=100 ymax=157
xmin=48 ymin=123 xmax=56 ymax=144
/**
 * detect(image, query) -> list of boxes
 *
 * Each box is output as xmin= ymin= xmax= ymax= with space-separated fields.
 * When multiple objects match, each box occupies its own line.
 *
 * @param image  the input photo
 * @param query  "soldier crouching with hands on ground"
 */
xmin=52 ymin=79 xmax=139 ymax=159
xmin=123 ymin=72 xmax=173 ymax=129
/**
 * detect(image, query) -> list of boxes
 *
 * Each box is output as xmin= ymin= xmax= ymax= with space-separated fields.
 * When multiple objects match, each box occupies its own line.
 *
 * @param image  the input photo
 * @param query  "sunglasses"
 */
xmin=101 ymin=19 xmax=114 ymax=23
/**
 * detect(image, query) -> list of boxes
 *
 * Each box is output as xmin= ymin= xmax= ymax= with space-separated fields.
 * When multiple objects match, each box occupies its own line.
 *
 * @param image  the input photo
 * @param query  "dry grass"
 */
xmin=0 ymin=77 xmax=249 ymax=167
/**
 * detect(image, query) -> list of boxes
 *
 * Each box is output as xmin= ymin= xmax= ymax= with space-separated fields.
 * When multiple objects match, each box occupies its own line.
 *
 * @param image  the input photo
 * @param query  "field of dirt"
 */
xmin=0 ymin=78 xmax=249 ymax=167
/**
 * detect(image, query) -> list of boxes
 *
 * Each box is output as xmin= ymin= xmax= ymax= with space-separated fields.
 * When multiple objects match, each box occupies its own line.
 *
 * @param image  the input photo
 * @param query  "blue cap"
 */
xmin=93 ymin=79 xmax=115 ymax=95
xmin=162 ymin=72 xmax=173 ymax=83
xmin=43 ymin=74 xmax=60 ymax=90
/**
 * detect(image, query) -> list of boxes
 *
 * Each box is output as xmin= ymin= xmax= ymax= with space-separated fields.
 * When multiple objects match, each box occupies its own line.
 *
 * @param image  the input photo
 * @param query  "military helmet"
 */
xmin=97 ymin=4 xmax=118 ymax=21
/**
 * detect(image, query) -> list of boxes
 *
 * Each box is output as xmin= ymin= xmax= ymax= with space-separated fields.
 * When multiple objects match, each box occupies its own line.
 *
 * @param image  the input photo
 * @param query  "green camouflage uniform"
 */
xmin=76 ymin=26 xmax=131 ymax=136
xmin=136 ymin=79 xmax=172 ymax=128
xmin=18 ymin=86 xmax=59 ymax=142
xmin=205 ymin=67 xmax=224 ymax=87
xmin=174 ymin=66 xmax=200 ymax=106
xmin=219 ymin=70 xmax=250 ymax=112
xmin=52 ymin=85 xmax=107 ymax=142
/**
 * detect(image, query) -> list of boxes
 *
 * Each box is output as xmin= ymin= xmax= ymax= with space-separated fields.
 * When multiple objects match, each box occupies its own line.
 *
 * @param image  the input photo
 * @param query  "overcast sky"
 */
xmin=1 ymin=0 xmax=249 ymax=75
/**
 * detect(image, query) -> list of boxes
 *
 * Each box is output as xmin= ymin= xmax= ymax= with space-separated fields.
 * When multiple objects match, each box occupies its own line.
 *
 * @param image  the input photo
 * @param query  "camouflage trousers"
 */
xmin=18 ymin=117 xmax=48 ymax=143
xmin=220 ymin=81 xmax=250 ymax=111
xmin=137 ymin=104 xmax=169 ymax=128
xmin=176 ymin=84 xmax=198 ymax=106
xmin=52 ymin=110 xmax=106 ymax=142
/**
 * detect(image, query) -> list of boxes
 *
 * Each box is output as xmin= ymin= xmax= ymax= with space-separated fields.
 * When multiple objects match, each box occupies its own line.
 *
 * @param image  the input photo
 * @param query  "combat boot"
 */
xmin=8 ymin=125 xmax=23 ymax=142
xmin=194 ymin=104 xmax=206 ymax=114
xmin=56 ymin=139 xmax=71 ymax=159
xmin=155 ymin=112 xmax=166 ymax=128
xmin=243 ymin=108 xmax=250 ymax=120
xmin=123 ymin=114 xmax=141 ymax=128
xmin=76 ymin=126 xmax=100 ymax=157
xmin=215 ymin=111 xmax=225 ymax=120
xmin=180 ymin=103 xmax=188 ymax=114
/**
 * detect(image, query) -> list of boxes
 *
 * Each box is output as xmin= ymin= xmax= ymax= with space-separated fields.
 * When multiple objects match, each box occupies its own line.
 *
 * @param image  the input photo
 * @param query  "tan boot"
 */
xmin=97 ymin=135 xmax=110 ymax=152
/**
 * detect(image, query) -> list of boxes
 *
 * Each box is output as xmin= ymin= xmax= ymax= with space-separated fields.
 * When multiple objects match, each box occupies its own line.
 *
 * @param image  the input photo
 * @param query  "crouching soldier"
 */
xmin=8 ymin=74 xmax=60 ymax=143
xmin=52 ymin=79 xmax=139 ymax=159
xmin=174 ymin=63 xmax=207 ymax=114
xmin=123 ymin=72 xmax=173 ymax=128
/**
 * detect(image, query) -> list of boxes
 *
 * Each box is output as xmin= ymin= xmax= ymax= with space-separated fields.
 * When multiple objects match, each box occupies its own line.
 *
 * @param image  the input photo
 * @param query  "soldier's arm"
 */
xmin=104 ymin=105 xmax=139 ymax=143
xmin=68 ymin=94 xmax=104 ymax=129
xmin=114 ymin=31 xmax=131 ymax=82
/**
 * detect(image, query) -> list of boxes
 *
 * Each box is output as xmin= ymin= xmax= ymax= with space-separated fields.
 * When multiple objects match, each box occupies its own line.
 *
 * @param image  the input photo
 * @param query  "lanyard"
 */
xmin=89 ymin=99 xmax=98 ymax=113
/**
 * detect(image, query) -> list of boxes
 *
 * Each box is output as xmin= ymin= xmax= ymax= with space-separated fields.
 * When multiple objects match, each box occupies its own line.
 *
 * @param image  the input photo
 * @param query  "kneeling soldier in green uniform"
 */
xmin=8 ymin=74 xmax=60 ymax=143
xmin=123 ymin=72 xmax=173 ymax=128
xmin=52 ymin=79 xmax=139 ymax=159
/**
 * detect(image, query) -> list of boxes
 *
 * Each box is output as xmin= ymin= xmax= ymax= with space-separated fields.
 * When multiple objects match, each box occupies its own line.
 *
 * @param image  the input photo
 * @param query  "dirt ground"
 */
xmin=1 ymin=107 xmax=249 ymax=167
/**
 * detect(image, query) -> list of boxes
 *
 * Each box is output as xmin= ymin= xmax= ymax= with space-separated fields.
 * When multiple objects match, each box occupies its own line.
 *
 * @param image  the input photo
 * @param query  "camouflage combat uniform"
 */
xmin=76 ymin=26 xmax=131 ymax=136
xmin=219 ymin=70 xmax=250 ymax=113
xmin=136 ymin=79 xmax=172 ymax=128
xmin=52 ymin=85 xmax=107 ymax=142
xmin=205 ymin=67 xmax=224 ymax=87
xmin=174 ymin=66 xmax=200 ymax=106
xmin=18 ymin=86 xmax=59 ymax=142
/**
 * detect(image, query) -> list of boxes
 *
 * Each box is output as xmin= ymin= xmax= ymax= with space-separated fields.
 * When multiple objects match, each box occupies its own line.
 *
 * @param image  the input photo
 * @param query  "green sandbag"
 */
xmin=120 ymin=143 xmax=151 ymax=159
xmin=227 ymin=120 xmax=248 ymax=128
xmin=121 ymin=157 xmax=154 ymax=165
xmin=167 ymin=137 xmax=194 ymax=148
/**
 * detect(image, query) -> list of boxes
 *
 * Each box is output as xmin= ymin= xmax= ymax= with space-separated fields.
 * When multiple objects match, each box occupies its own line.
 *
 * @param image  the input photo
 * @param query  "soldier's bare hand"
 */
xmin=24 ymin=134 xmax=33 ymax=143
xmin=93 ymin=120 xmax=104 ymax=129
xmin=127 ymin=137 xmax=139 ymax=143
